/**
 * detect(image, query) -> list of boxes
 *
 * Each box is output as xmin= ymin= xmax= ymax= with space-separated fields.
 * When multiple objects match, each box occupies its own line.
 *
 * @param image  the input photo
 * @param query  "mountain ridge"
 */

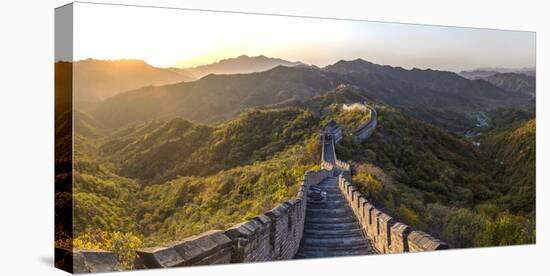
xmin=71 ymin=59 xmax=195 ymax=105
xmin=459 ymin=67 xmax=536 ymax=79
xmin=176 ymin=55 xmax=304 ymax=79
xmin=90 ymin=58 xmax=532 ymax=133
xmin=485 ymin=72 xmax=536 ymax=95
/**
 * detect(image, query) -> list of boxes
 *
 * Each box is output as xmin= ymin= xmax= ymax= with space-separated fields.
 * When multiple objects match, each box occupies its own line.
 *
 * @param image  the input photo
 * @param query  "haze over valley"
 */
xmin=55 ymin=4 xmax=536 ymax=269
xmin=72 ymin=55 xmax=535 ymax=135
xmin=58 ymin=53 xmax=536 ymax=258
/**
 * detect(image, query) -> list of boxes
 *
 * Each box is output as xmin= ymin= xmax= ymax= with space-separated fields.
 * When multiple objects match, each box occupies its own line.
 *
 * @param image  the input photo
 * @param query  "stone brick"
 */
xmin=173 ymin=230 xmax=232 ymax=265
xmin=136 ymin=246 xmax=183 ymax=268
xmin=55 ymin=247 xmax=120 ymax=273
xmin=194 ymin=247 xmax=232 ymax=265
xmin=352 ymin=190 xmax=361 ymax=204
xmin=390 ymin=223 xmax=411 ymax=253
xmin=363 ymin=202 xmax=375 ymax=225
xmin=226 ymin=219 xmax=269 ymax=263
xmin=136 ymin=230 xmax=232 ymax=268
xmin=408 ymin=231 xmax=449 ymax=252
xmin=347 ymin=185 xmax=357 ymax=201
xmin=376 ymin=213 xmax=395 ymax=254
xmin=355 ymin=196 xmax=368 ymax=225
xmin=129 ymin=165 xmax=450 ymax=270
xmin=351 ymin=191 xmax=362 ymax=215
xmin=372 ymin=209 xmax=382 ymax=243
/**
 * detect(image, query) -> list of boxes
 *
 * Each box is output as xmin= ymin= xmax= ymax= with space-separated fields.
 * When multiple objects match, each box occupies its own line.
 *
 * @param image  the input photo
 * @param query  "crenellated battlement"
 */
xmin=132 ymin=169 xmax=333 ymax=269
xmin=326 ymin=106 xmax=447 ymax=254
xmin=354 ymin=105 xmax=378 ymax=143
xmin=336 ymin=172 xmax=448 ymax=254
xmin=57 ymin=104 xmax=446 ymax=273
xmin=55 ymin=247 xmax=120 ymax=273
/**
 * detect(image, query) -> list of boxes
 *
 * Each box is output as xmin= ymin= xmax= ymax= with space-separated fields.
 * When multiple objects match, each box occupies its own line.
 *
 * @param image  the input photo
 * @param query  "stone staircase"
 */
xmin=295 ymin=176 xmax=377 ymax=258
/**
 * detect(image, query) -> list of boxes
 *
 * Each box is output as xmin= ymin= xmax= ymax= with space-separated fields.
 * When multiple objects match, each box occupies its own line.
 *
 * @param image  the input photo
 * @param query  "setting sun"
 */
xmin=55 ymin=2 xmax=536 ymax=273
xmin=72 ymin=3 xmax=534 ymax=71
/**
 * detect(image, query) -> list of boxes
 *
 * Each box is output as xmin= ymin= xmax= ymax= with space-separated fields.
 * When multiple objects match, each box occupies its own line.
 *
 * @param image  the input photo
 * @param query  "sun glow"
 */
xmin=72 ymin=2 xmax=535 ymax=71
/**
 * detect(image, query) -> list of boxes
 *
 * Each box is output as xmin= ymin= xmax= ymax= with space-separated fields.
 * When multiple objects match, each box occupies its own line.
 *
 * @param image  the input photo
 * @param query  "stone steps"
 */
xmin=306 ymin=206 xmax=350 ymax=212
xmin=302 ymin=232 xmax=365 ymax=240
xmin=296 ymin=175 xmax=377 ymax=259
xmin=301 ymin=236 xmax=369 ymax=247
xmin=295 ymin=248 xmax=375 ymax=259
xmin=307 ymin=201 xmax=350 ymax=207
xmin=303 ymin=222 xmax=362 ymax=231
xmin=305 ymin=216 xmax=358 ymax=224
xmin=325 ymin=194 xmax=347 ymax=200
xmin=303 ymin=228 xmax=364 ymax=237
xmin=306 ymin=209 xmax=353 ymax=218
xmin=298 ymin=243 xmax=375 ymax=253
xmin=314 ymin=186 xmax=340 ymax=191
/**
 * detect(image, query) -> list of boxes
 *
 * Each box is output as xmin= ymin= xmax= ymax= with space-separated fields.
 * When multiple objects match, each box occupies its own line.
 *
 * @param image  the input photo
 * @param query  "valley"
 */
xmin=57 ymin=56 xmax=536 ymax=268
xmin=85 ymin=58 xmax=530 ymax=134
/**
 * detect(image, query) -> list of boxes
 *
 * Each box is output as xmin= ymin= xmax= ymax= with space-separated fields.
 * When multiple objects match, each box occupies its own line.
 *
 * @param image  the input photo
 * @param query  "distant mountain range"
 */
xmin=325 ymin=59 xmax=516 ymax=103
xmin=485 ymin=73 xmax=536 ymax=95
xmin=459 ymin=67 xmax=535 ymax=79
xmin=73 ymin=59 xmax=195 ymax=104
xmin=67 ymin=56 xmax=536 ymax=250
xmin=92 ymin=65 xmax=337 ymax=128
xmin=71 ymin=55 xmax=304 ymax=106
xmin=459 ymin=67 xmax=536 ymax=96
xmin=89 ymin=58 xmax=531 ymax=132
xmin=175 ymin=55 xmax=304 ymax=79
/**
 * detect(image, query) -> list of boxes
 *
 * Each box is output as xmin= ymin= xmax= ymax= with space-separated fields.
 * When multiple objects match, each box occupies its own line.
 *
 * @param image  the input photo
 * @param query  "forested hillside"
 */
xmin=92 ymin=66 xmax=339 ymax=128
xmin=90 ymin=59 xmax=530 ymax=134
xmin=98 ymin=109 xmax=319 ymax=184
xmin=135 ymin=145 xmax=317 ymax=245
xmin=61 ymin=108 xmax=322 ymax=267
xmin=57 ymin=60 xmax=536 ymax=267
xmin=333 ymin=105 xmax=536 ymax=248
xmin=480 ymin=108 xmax=536 ymax=214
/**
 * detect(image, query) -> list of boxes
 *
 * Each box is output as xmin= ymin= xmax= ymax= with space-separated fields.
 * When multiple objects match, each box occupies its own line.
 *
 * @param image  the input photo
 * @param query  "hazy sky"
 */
xmin=73 ymin=2 xmax=536 ymax=72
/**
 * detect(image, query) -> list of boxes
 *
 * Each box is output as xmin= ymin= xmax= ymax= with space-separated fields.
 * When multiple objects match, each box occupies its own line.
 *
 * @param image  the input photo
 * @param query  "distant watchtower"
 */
xmin=320 ymin=120 xmax=343 ymax=144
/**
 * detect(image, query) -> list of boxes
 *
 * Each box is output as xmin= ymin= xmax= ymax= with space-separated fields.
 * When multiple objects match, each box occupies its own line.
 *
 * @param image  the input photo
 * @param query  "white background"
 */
xmin=0 ymin=0 xmax=547 ymax=275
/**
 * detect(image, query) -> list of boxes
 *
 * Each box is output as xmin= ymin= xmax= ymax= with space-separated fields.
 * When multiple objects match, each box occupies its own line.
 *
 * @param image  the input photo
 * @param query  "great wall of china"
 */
xmin=56 ymin=105 xmax=447 ymax=273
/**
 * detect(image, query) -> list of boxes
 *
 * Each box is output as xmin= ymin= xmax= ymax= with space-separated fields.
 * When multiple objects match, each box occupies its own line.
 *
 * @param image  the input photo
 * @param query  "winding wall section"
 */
xmin=322 ymin=121 xmax=448 ymax=254
xmin=57 ymin=104 xmax=446 ymax=273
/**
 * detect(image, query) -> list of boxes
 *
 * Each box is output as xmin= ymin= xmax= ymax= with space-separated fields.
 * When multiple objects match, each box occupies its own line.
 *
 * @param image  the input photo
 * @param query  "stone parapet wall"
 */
xmin=334 ymin=159 xmax=351 ymax=180
xmin=354 ymin=106 xmax=377 ymax=143
xmin=55 ymin=247 xmax=120 ymax=273
xmin=335 ymin=159 xmax=350 ymax=172
xmin=332 ymin=104 xmax=447 ymax=253
xmin=59 ymin=103 xmax=446 ymax=273
xmin=321 ymin=160 xmax=334 ymax=171
xmin=133 ymin=169 xmax=332 ymax=270
xmin=135 ymin=230 xmax=232 ymax=268
xmin=337 ymin=173 xmax=448 ymax=254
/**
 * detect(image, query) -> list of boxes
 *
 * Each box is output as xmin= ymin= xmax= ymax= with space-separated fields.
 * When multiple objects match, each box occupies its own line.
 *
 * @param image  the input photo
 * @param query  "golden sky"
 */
xmin=72 ymin=2 xmax=536 ymax=71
